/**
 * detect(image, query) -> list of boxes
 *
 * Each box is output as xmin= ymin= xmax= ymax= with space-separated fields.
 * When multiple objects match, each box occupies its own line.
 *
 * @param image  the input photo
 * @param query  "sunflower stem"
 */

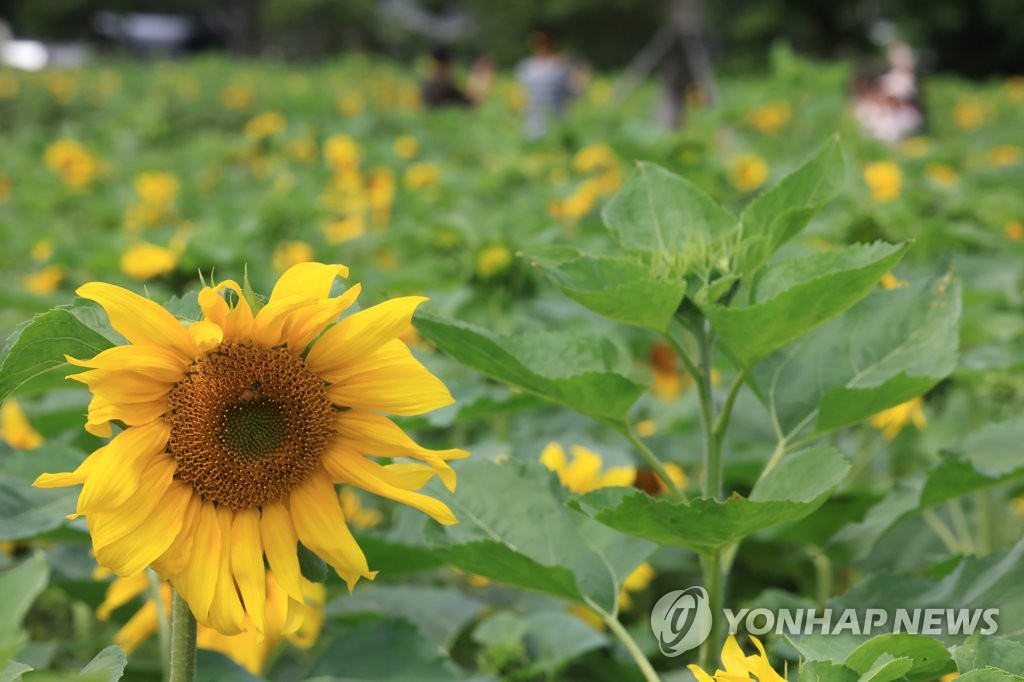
xmin=600 ymin=606 xmax=661 ymax=682
xmin=621 ymin=421 xmax=687 ymax=503
xmin=169 ymin=590 xmax=197 ymax=682
xmin=147 ymin=569 xmax=170 ymax=681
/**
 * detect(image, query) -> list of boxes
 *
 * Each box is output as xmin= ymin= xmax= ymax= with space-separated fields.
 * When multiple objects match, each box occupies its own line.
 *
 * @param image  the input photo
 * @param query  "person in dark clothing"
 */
xmin=421 ymin=46 xmax=472 ymax=109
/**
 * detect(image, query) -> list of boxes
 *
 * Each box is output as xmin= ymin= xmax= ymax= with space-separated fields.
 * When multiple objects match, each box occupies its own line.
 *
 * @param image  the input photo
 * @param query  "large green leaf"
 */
xmin=0 ymin=301 xmax=116 ymax=403
xmin=753 ymin=274 xmax=959 ymax=439
xmin=413 ymin=314 xmax=646 ymax=424
xmin=578 ymin=446 xmax=849 ymax=555
xmin=791 ymin=539 xmax=1024 ymax=662
xmin=733 ymin=137 xmax=845 ymax=275
xmin=0 ymin=553 xmax=49 ymax=666
xmin=954 ymin=635 xmax=1024 ymax=674
xmin=701 ymin=242 xmax=909 ymax=366
xmin=831 ymin=418 xmax=1024 ymax=560
xmin=602 ymin=161 xmax=736 ymax=256
xmin=844 ymin=636 xmax=954 ymax=681
xmin=423 ymin=459 xmax=654 ymax=614
xmin=528 ymin=250 xmax=686 ymax=332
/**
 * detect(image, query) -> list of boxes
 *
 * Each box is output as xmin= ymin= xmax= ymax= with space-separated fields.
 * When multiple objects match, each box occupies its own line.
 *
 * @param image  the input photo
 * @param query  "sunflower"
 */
xmin=96 ymin=568 xmax=324 ymax=674
xmin=869 ymin=396 xmax=926 ymax=440
xmin=35 ymin=262 xmax=467 ymax=635
xmin=689 ymin=634 xmax=786 ymax=682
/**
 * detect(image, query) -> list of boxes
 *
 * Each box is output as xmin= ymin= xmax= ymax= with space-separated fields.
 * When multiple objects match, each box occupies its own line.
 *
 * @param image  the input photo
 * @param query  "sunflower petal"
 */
xmin=96 ymin=572 xmax=150 ymax=620
xmin=172 ymin=501 xmax=220 ymax=623
xmin=66 ymin=345 xmax=186 ymax=381
xmin=70 ymin=369 xmax=176 ymax=404
xmin=261 ymin=502 xmax=304 ymax=603
xmin=188 ymin=321 xmax=224 ymax=351
xmin=198 ymin=281 xmax=254 ymax=342
xmin=76 ymin=282 xmax=196 ymax=362
xmin=284 ymin=283 xmax=361 ymax=353
xmin=76 ymin=420 xmax=170 ymax=514
xmin=114 ymin=600 xmax=160 ymax=653
xmin=325 ymin=340 xmax=454 ymax=416
xmin=93 ymin=480 xmax=192 ymax=576
xmin=270 ymin=262 xmax=348 ymax=302
xmin=207 ymin=506 xmax=246 ymax=635
xmin=34 ymin=447 xmax=101 ymax=488
xmin=90 ymin=455 xmax=177 ymax=550
xmin=305 ymin=296 xmax=425 ymax=376
xmin=150 ymin=492 xmax=201 ymax=578
xmin=230 ymin=508 xmax=266 ymax=633
xmin=289 ymin=470 xmax=376 ymax=591
xmin=322 ymin=448 xmax=457 ymax=525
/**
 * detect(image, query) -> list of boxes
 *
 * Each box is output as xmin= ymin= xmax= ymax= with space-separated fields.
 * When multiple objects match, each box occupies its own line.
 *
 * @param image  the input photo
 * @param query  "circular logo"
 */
xmin=650 ymin=587 xmax=713 ymax=657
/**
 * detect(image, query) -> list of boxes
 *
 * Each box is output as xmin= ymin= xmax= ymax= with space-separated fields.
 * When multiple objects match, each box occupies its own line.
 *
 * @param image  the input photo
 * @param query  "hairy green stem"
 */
xmin=621 ymin=422 xmax=688 ymax=502
xmin=599 ymin=605 xmax=661 ymax=682
xmin=169 ymin=591 xmax=197 ymax=682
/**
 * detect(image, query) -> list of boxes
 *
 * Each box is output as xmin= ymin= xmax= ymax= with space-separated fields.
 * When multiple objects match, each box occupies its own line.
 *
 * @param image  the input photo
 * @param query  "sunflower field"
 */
xmin=1 ymin=46 xmax=1023 ymax=682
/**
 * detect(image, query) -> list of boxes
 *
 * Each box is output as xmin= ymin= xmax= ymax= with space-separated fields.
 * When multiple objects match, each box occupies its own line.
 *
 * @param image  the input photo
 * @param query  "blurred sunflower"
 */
xmin=404 ymin=162 xmax=442 ymax=190
xmin=120 ymin=242 xmax=180 ymax=282
xmin=1 ymin=400 xmax=44 ymax=450
xmin=22 ymin=265 xmax=64 ymax=295
xmin=244 ymin=111 xmax=286 ymax=142
xmin=475 ymin=245 xmax=512 ymax=280
xmin=44 ymin=140 xmax=99 ymax=188
xmin=730 ymin=154 xmax=769 ymax=192
xmin=35 ymin=262 xmax=467 ymax=635
xmin=747 ymin=102 xmax=791 ymax=134
xmin=953 ymin=100 xmax=984 ymax=130
xmin=870 ymin=396 xmax=926 ymax=439
xmin=272 ymin=241 xmax=314 ymax=272
xmin=393 ymin=135 xmax=419 ymax=160
xmin=863 ymin=161 xmax=902 ymax=203
xmin=1004 ymin=221 xmax=1023 ymax=242
xmin=925 ymin=163 xmax=958 ymax=186
xmin=96 ymin=569 xmax=324 ymax=674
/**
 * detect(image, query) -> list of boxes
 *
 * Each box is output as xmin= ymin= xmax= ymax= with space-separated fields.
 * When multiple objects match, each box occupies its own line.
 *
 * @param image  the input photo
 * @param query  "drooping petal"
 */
xmin=322 ymin=447 xmax=456 ymax=525
xmin=34 ymin=446 xmax=101 ymax=488
xmin=333 ymin=410 xmax=466 ymax=490
xmin=230 ymin=507 xmax=266 ymax=633
xmin=90 ymin=455 xmax=177 ymax=549
xmin=305 ymin=295 xmax=425 ymax=376
xmin=283 ymin=283 xmax=361 ymax=353
xmin=76 ymin=420 xmax=171 ymax=514
xmin=720 ymin=634 xmax=750 ymax=675
xmin=83 ymin=393 xmax=168 ymax=434
xmin=260 ymin=501 xmax=304 ymax=602
xmin=76 ymin=282 xmax=196 ymax=362
xmin=93 ymin=480 xmax=192 ymax=576
xmin=150 ymin=492 xmax=201 ymax=578
xmin=289 ymin=470 xmax=376 ymax=591
xmin=172 ymin=501 xmax=221 ymax=623
xmin=96 ymin=571 xmax=150 ymax=620
xmin=325 ymin=340 xmax=454 ymax=416
xmin=70 ymin=369 xmax=176 ymax=404
xmin=188 ymin=320 xmax=224 ymax=351
xmin=114 ymin=599 xmax=161 ymax=653
xmin=207 ymin=506 xmax=246 ymax=635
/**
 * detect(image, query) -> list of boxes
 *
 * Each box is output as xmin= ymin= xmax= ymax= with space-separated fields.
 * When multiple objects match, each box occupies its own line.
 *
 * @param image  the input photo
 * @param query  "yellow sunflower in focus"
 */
xmin=96 ymin=569 xmax=324 ymax=674
xmin=689 ymin=634 xmax=786 ymax=682
xmin=35 ymin=262 xmax=467 ymax=636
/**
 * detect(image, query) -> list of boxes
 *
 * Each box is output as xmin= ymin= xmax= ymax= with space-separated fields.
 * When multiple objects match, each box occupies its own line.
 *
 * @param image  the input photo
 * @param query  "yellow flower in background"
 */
xmin=730 ymin=154 xmax=769 ymax=192
xmin=120 ymin=242 xmax=180 ymax=281
xmin=618 ymin=562 xmax=656 ymax=610
xmin=285 ymin=135 xmax=317 ymax=163
xmin=324 ymin=134 xmax=361 ymax=171
xmin=272 ymin=241 xmax=314 ymax=272
xmin=393 ymin=135 xmax=419 ymax=160
xmin=244 ymin=111 xmax=286 ymax=141
xmin=31 ymin=238 xmax=55 ymax=262
xmin=1011 ymin=495 xmax=1024 ymax=516
xmin=1004 ymin=221 xmax=1024 ymax=242
xmin=573 ymin=143 xmax=617 ymax=173
xmin=864 ymin=161 xmax=902 ymax=203
xmin=925 ymin=163 xmax=959 ymax=186
xmin=23 ymin=265 xmax=64 ymax=295
xmin=322 ymin=215 xmax=366 ymax=244
xmin=988 ymin=145 xmax=1021 ymax=167
xmin=870 ymin=396 xmax=926 ymax=439
xmin=404 ymin=162 xmax=442 ymax=190
xmin=475 ymin=245 xmax=512 ymax=280
xmin=953 ymin=100 xmax=984 ymax=130
xmin=880 ymin=272 xmax=908 ymax=290
xmin=44 ymin=140 xmax=99 ymax=188
xmin=339 ymin=488 xmax=383 ymax=530
xmin=541 ymin=443 xmax=634 ymax=494
xmin=1 ymin=400 xmax=44 ymax=450
xmin=900 ymin=136 xmax=930 ymax=158
xmin=649 ymin=341 xmax=688 ymax=400
xmin=0 ymin=174 xmax=9 ymax=205
xmin=366 ymin=168 xmax=396 ymax=227
xmin=338 ymin=92 xmax=365 ymax=117
xmin=134 ymin=172 xmax=180 ymax=209
xmin=940 ymin=674 xmax=960 ymax=682
xmin=96 ymin=570 xmax=324 ymax=674
xmin=221 ymin=84 xmax=255 ymax=111
xmin=44 ymin=72 xmax=77 ymax=103
xmin=689 ymin=634 xmax=786 ymax=682
xmin=0 ymin=71 xmax=19 ymax=99
xmin=747 ymin=102 xmax=791 ymax=133
xmin=34 ymin=262 xmax=467 ymax=635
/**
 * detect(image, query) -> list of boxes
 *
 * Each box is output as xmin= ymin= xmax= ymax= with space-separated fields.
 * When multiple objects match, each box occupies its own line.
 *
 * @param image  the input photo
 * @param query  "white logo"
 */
xmin=650 ymin=587 xmax=713 ymax=657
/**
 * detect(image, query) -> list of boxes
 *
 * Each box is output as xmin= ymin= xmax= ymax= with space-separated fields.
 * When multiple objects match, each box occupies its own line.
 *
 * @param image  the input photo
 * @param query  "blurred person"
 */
xmin=516 ymin=27 xmax=585 ymax=139
xmin=852 ymin=41 xmax=925 ymax=143
xmin=421 ymin=46 xmax=472 ymax=109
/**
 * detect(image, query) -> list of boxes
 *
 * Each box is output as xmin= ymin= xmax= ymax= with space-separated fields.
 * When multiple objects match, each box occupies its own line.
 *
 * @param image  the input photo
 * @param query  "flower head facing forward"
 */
xmin=35 ymin=262 xmax=468 ymax=635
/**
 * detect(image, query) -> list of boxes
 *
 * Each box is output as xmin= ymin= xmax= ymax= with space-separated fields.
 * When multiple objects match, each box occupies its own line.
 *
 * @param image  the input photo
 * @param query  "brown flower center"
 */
xmin=167 ymin=343 xmax=334 ymax=509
